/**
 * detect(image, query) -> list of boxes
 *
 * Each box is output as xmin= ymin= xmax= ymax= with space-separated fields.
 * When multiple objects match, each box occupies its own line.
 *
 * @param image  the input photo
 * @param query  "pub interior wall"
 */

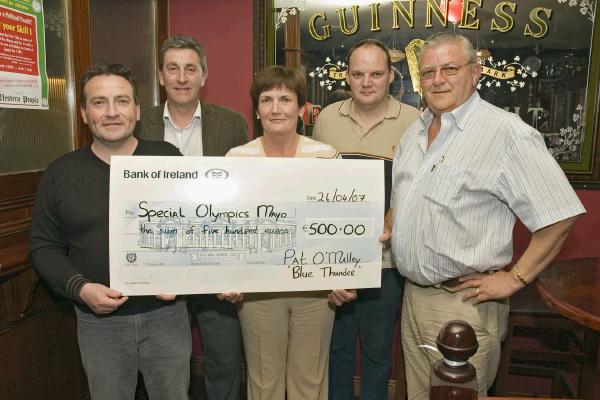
xmin=169 ymin=0 xmax=254 ymax=135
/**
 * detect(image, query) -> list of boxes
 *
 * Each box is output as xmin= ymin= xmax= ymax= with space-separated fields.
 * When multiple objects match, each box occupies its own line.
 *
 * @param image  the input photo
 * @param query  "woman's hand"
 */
xmin=379 ymin=227 xmax=391 ymax=242
xmin=217 ymin=291 xmax=244 ymax=304
xmin=156 ymin=293 xmax=176 ymax=301
xmin=380 ymin=208 xmax=393 ymax=242
xmin=328 ymin=289 xmax=357 ymax=306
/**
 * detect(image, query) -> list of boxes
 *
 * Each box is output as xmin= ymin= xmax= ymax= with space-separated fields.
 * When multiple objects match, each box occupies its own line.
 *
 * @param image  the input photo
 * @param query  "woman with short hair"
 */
xmin=224 ymin=66 xmax=356 ymax=400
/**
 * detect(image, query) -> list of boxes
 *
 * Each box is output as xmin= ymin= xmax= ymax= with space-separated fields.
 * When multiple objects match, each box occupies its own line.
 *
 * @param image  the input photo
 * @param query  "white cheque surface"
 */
xmin=109 ymin=156 xmax=384 ymax=295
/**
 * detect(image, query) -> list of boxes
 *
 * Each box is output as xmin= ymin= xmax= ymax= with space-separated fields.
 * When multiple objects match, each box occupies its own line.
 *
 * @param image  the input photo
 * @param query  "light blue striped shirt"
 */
xmin=391 ymin=92 xmax=585 ymax=285
xmin=163 ymin=101 xmax=203 ymax=156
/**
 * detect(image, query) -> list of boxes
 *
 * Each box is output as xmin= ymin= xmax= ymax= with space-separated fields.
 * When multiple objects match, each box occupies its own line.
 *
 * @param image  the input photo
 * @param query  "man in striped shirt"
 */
xmin=388 ymin=32 xmax=585 ymax=399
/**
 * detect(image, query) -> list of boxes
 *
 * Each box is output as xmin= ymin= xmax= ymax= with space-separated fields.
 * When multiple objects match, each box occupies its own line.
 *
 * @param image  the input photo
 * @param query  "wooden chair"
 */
xmin=494 ymin=284 xmax=596 ymax=398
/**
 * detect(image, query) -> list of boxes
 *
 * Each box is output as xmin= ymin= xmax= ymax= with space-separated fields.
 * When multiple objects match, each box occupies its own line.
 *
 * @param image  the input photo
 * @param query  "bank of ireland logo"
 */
xmin=126 ymin=252 xmax=137 ymax=263
xmin=205 ymin=168 xmax=229 ymax=180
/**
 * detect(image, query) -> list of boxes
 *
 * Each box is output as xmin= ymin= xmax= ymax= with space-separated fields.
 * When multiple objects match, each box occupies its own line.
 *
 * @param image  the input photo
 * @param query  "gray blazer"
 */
xmin=134 ymin=102 xmax=249 ymax=156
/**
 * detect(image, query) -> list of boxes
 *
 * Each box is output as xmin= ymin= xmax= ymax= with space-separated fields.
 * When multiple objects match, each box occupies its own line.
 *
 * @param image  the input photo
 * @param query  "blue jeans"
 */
xmin=329 ymin=268 xmax=404 ymax=400
xmin=192 ymin=294 xmax=242 ymax=400
xmin=75 ymin=301 xmax=191 ymax=400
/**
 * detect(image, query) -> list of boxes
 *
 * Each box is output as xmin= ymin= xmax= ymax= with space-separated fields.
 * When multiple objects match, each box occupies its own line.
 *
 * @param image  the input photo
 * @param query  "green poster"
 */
xmin=0 ymin=0 xmax=48 ymax=109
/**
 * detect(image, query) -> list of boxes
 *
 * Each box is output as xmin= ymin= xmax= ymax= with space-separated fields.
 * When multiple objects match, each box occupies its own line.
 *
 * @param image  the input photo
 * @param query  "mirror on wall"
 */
xmin=258 ymin=0 xmax=600 ymax=184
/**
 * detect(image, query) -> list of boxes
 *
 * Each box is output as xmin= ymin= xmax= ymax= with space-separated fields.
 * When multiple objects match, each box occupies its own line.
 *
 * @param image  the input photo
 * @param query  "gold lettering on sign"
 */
xmin=328 ymin=68 xmax=347 ymax=80
xmin=425 ymin=0 xmax=448 ymax=28
xmin=491 ymin=2 xmax=516 ymax=33
xmin=337 ymin=6 xmax=360 ymax=35
xmin=524 ymin=7 xmax=552 ymax=39
xmin=391 ymin=0 xmax=414 ymax=29
xmin=458 ymin=0 xmax=481 ymax=30
xmin=481 ymin=66 xmax=516 ymax=80
xmin=307 ymin=2 xmax=556 ymax=41
xmin=370 ymin=3 xmax=381 ymax=32
xmin=309 ymin=12 xmax=331 ymax=41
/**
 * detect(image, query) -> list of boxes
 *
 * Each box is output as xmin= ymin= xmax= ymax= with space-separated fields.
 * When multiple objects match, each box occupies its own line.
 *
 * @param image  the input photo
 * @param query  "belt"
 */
xmin=408 ymin=277 xmax=463 ymax=292
xmin=431 ymin=270 xmax=499 ymax=293
xmin=438 ymin=277 xmax=463 ymax=292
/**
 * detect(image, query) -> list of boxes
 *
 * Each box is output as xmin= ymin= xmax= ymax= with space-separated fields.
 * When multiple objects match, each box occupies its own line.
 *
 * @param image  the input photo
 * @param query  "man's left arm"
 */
xmin=458 ymin=121 xmax=586 ymax=304
xmin=458 ymin=215 xmax=580 ymax=304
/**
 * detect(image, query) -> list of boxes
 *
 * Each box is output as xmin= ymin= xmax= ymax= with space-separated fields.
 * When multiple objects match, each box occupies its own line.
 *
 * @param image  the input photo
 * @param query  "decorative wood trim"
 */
xmin=283 ymin=13 xmax=300 ymax=68
xmin=157 ymin=0 xmax=169 ymax=105
xmin=0 ymin=197 xmax=35 ymax=213
xmin=70 ymin=0 xmax=93 ymax=149
xmin=568 ymin=88 xmax=600 ymax=187
xmin=253 ymin=0 xmax=272 ymax=137
xmin=157 ymin=0 xmax=169 ymax=55
xmin=254 ymin=0 xmax=268 ymax=73
xmin=0 ymin=172 xmax=42 ymax=204
xmin=0 ymin=242 xmax=29 ymax=279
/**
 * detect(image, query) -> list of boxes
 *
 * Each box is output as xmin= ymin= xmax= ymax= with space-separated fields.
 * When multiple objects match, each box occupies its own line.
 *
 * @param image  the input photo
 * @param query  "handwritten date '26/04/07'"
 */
xmin=307 ymin=188 xmax=366 ymax=202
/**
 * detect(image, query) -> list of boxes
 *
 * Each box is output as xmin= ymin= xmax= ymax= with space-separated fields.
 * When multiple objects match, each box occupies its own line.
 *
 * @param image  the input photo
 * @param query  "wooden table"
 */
xmin=537 ymin=257 xmax=600 ymax=331
xmin=536 ymin=257 xmax=600 ymax=399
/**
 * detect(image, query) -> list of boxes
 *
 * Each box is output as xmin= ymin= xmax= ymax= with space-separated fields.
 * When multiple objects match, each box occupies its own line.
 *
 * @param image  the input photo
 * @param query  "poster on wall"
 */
xmin=268 ymin=0 xmax=599 ymax=182
xmin=0 ymin=0 xmax=48 ymax=109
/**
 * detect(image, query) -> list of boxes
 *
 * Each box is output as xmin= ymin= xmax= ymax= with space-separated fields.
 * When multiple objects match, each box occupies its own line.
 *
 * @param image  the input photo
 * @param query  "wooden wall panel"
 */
xmin=0 ymin=297 xmax=88 ymax=400
xmin=0 ymin=2 xmax=90 ymax=399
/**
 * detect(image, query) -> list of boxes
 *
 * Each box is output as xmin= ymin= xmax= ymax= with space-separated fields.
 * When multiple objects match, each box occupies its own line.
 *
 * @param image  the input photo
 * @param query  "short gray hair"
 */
xmin=160 ymin=34 xmax=207 ymax=73
xmin=418 ymin=32 xmax=478 ymax=65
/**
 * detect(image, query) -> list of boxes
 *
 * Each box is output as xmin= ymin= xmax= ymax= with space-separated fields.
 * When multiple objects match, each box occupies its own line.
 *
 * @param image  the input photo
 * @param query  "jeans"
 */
xmin=75 ymin=301 xmax=192 ymax=400
xmin=329 ymin=268 xmax=404 ymax=400
xmin=192 ymin=294 xmax=242 ymax=400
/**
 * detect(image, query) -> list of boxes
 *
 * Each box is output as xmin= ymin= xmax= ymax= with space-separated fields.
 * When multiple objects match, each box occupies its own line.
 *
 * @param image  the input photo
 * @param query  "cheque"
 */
xmin=109 ymin=156 xmax=384 ymax=295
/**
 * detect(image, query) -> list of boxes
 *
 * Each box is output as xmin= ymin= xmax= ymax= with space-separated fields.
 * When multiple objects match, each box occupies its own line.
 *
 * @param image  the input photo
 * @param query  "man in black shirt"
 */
xmin=29 ymin=64 xmax=191 ymax=400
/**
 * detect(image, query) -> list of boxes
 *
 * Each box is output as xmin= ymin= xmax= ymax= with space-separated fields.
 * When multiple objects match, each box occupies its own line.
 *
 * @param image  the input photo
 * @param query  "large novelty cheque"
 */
xmin=109 ymin=156 xmax=384 ymax=295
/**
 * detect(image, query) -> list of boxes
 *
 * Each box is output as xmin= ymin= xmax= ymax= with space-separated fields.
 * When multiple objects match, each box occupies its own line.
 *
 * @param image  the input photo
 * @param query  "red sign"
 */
xmin=0 ymin=6 xmax=38 ymax=75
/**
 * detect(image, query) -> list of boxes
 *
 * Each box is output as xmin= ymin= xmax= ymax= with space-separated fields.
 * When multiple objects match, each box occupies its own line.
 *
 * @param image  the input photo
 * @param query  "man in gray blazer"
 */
xmin=136 ymin=34 xmax=248 ymax=400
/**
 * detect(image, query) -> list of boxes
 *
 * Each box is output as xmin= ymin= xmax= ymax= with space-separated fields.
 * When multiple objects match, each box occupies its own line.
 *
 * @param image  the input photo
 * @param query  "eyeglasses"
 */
xmin=419 ymin=62 xmax=473 ymax=80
